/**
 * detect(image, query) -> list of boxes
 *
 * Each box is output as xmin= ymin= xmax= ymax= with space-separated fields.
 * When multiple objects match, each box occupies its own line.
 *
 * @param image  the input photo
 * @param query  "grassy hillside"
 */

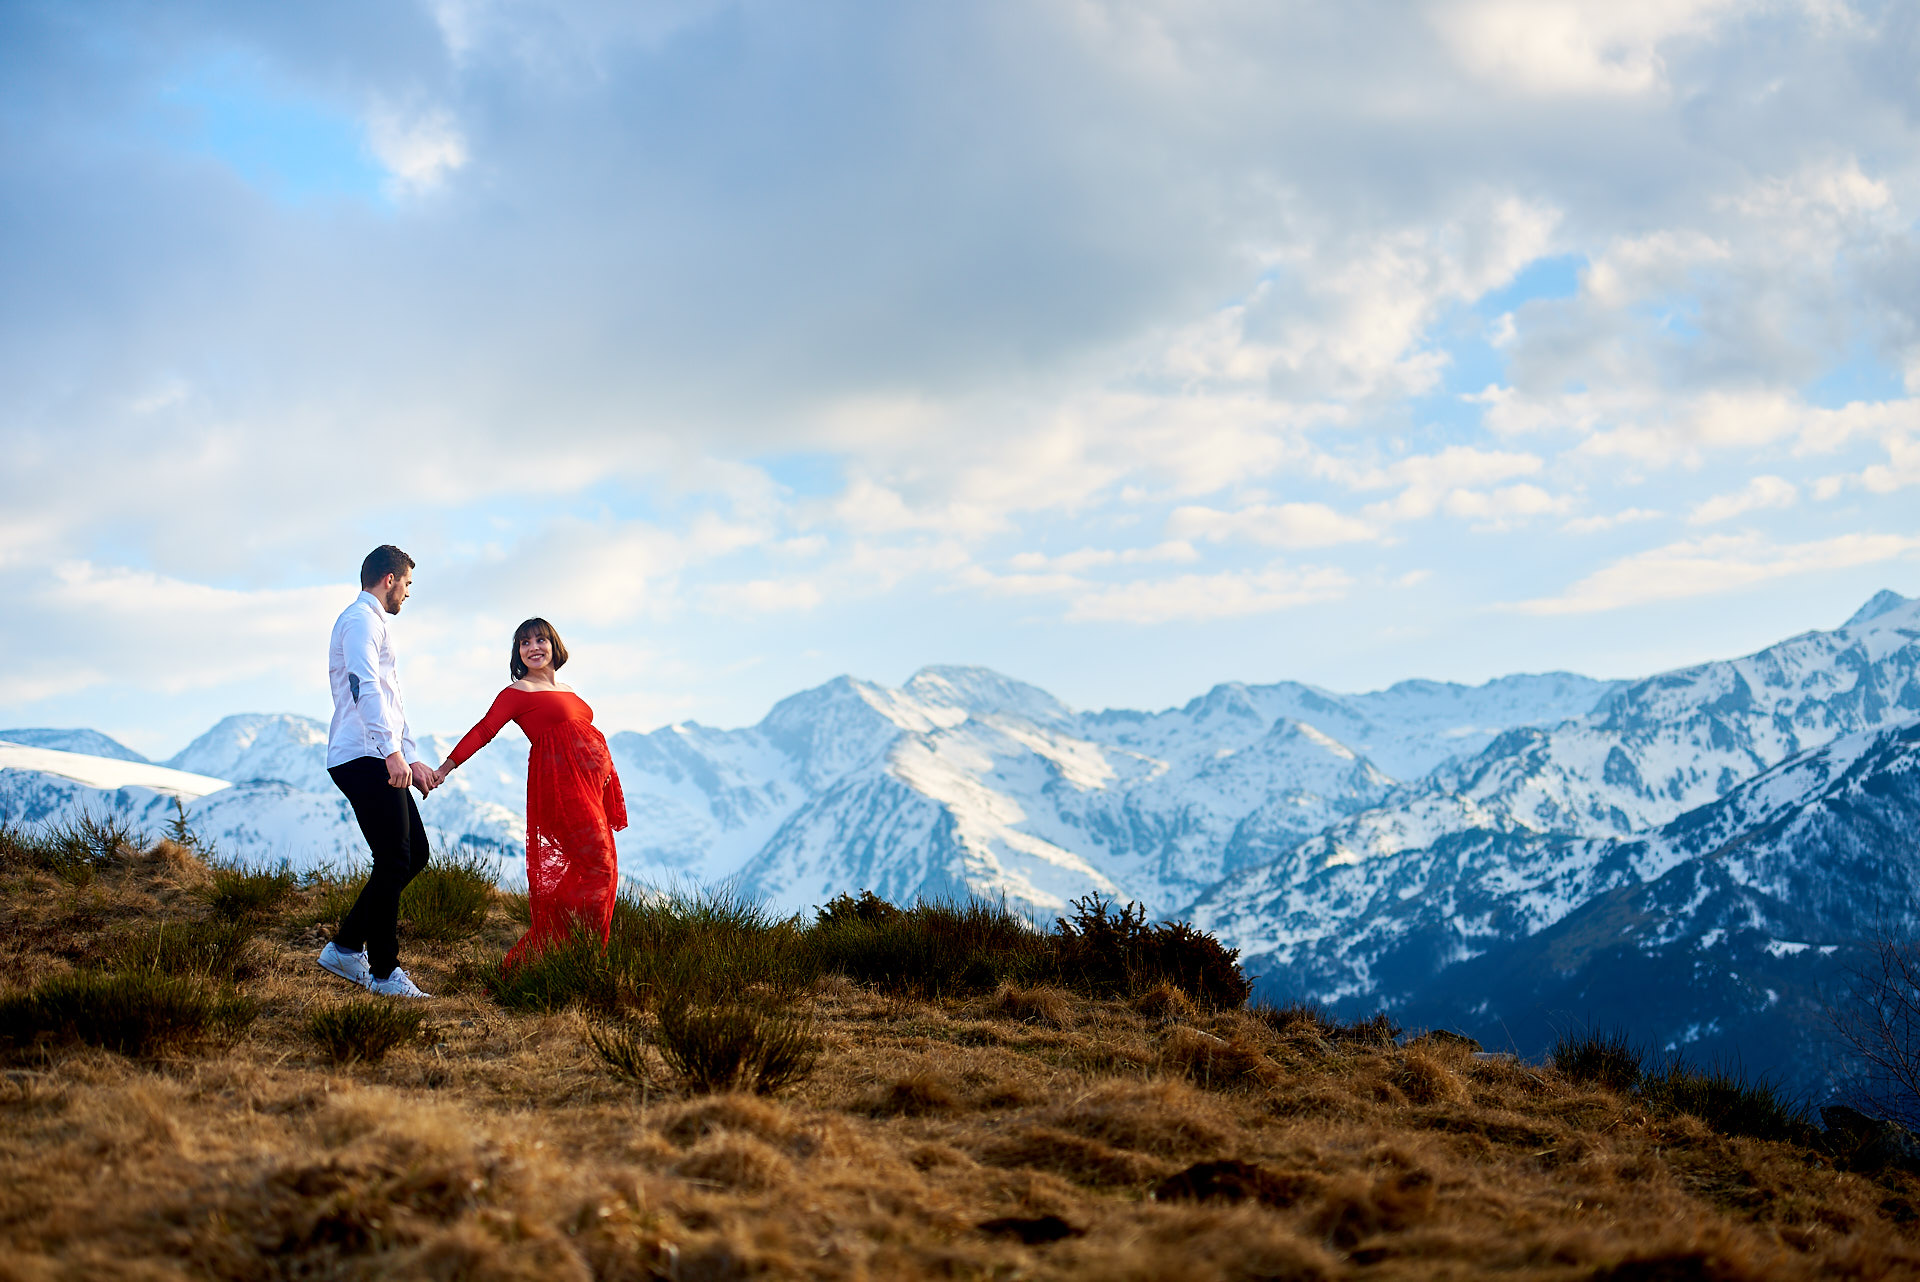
xmin=2 ymin=818 xmax=1917 ymax=1280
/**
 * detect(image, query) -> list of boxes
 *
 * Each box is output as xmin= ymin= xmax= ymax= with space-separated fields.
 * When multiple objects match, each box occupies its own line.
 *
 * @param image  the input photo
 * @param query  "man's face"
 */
xmin=381 ymin=569 xmax=413 ymax=614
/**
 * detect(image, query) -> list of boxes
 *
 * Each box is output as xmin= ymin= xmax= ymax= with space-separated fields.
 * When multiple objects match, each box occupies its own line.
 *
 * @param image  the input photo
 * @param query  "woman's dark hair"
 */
xmin=510 ymin=618 xmax=569 ymax=680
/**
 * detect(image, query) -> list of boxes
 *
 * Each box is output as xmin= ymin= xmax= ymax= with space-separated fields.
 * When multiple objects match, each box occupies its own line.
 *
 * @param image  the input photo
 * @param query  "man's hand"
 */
xmin=385 ymin=752 xmax=410 ymax=789
xmin=410 ymin=761 xmax=437 ymax=797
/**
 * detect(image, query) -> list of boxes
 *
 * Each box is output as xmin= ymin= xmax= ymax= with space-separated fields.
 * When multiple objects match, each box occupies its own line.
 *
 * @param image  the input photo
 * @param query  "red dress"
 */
xmin=447 ymin=687 xmax=628 ymax=969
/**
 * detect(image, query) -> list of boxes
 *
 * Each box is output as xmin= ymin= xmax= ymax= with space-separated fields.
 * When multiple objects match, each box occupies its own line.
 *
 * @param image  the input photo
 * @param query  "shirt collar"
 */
xmin=358 ymin=590 xmax=386 ymax=613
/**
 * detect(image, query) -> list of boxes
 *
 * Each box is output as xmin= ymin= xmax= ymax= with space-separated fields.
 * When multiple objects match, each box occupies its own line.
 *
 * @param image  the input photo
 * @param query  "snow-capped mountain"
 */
xmin=166 ymin=714 xmax=338 ymax=793
xmin=1082 ymin=671 xmax=1615 ymax=782
xmin=1398 ymin=716 xmax=1920 ymax=1094
xmin=0 ymin=662 xmax=1616 ymax=915
xmin=1233 ymin=590 xmax=1920 ymax=885
xmin=0 ymin=741 xmax=227 ymax=833
xmin=6 ymin=589 xmax=1915 ymax=1091
xmin=1 ymin=728 xmax=148 ymax=762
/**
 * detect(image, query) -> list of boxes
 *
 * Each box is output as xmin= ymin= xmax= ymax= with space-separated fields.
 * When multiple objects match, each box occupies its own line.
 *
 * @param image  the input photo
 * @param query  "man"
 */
xmin=316 ymin=544 xmax=438 ymax=998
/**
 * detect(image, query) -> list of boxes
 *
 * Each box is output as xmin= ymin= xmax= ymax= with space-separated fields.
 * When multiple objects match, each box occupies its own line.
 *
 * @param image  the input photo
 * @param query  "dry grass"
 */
xmin=1 ymin=835 xmax=1918 ymax=1279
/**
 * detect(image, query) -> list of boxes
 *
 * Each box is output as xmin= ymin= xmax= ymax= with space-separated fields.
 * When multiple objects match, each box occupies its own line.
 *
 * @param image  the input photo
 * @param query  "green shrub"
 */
xmin=1552 ymin=1026 xmax=1644 ymax=1092
xmin=399 ymin=848 xmax=496 ymax=942
xmin=1640 ymin=1057 xmax=1817 ymax=1144
xmin=110 ymin=917 xmax=261 ymax=980
xmin=0 ymin=970 xmax=256 ymax=1058
xmin=204 ymin=859 xmax=299 ymax=922
xmin=307 ymin=1000 xmax=428 ymax=1065
xmin=816 ymin=889 xmax=904 ymax=926
xmin=163 ymin=797 xmax=213 ymax=857
xmin=1052 ymin=895 xmax=1252 ymax=1007
xmin=653 ymin=999 xmax=820 ymax=1095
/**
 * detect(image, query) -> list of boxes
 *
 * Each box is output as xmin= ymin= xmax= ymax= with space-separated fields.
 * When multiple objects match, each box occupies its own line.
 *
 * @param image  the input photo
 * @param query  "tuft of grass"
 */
xmin=398 ymin=848 xmax=497 ymax=942
xmin=485 ymin=926 xmax=627 ymax=1013
xmin=1639 ymin=1057 xmax=1817 ymax=1144
xmin=0 ymin=813 xmax=140 ymax=885
xmin=653 ymin=999 xmax=821 ymax=1095
xmin=204 ymin=858 xmax=300 ymax=922
xmin=473 ymin=886 xmax=1254 ymax=1026
xmin=290 ymin=864 xmax=366 ymax=929
xmin=813 ymin=896 xmax=1049 ymax=998
xmin=1163 ymin=1026 xmax=1275 ymax=1091
xmin=307 ymin=999 xmax=428 ymax=1065
xmin=1552 ymin=1026 xmax=1644 ymax=1093
xmin=0 ymin=969 xmax=257 ymax=1058
xmin=586 ymin=1018 xmax=657 ymax=1087
xmin=109 ymin=917 xmax=261 ymax=980
xmin=1251 ymin=1000 xmax=1400 ymax=1046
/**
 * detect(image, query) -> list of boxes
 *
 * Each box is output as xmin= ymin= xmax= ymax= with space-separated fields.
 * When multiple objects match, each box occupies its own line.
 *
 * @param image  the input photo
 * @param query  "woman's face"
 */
xmin=518 ymin=632 xmax=552 ymax=672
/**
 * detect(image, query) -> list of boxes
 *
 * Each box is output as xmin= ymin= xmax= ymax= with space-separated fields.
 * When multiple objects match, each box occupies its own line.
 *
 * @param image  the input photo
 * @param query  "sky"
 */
xmin=3 ymin=0 xmax=1919 ymax=759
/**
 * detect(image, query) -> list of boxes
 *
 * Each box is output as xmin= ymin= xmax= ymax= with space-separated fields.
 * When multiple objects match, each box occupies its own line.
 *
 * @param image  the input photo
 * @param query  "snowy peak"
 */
xmin=758 ymin=675 xmax=963 ymax=787
xmin=165 ymin=713 xmax=332 ymax=792
xmin=0 ymin=728 xmax=148 ymax=762
xmin=1843 ymin=587 xmax=1913 ymax=630
xmin=0 ymin=741 xmax=228 ymax=799
xmin=903 ymin=665 xmax=1076 ymax=729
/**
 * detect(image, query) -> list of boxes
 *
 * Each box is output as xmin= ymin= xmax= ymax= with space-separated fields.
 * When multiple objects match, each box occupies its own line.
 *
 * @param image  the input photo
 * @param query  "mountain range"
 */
xmin=5 ymin=588 xmax=1918 ymax=1092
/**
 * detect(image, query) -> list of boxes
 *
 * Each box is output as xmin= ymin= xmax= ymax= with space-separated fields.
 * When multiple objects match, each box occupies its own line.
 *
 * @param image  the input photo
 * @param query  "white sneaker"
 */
xmin=368 ymin=967 xmax=431 ymax=998
xmin=317 ymin=941 xmax=372 ymax=989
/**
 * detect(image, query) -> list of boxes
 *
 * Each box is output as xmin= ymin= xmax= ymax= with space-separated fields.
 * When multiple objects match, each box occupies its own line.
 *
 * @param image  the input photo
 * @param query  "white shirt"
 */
xmin=327 ymin=591 xmax=420 ymax=768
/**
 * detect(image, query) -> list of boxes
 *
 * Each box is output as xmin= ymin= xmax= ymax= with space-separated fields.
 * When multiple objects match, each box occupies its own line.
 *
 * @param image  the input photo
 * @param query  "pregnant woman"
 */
xmin=433 ymin=618 xmax=627 ymax=969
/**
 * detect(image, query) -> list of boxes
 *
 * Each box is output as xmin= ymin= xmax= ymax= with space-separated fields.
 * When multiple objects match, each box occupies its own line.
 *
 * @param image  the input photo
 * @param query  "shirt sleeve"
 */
xmin=341 ymin=607 xmax=406 ymax=760
xmin=446 ymin=689 xmax=519 ymax=768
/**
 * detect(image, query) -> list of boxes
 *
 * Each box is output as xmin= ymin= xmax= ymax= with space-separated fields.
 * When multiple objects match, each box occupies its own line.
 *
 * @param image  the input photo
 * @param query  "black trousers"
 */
xmin=330 ymin=755 xmax=431 ymax=979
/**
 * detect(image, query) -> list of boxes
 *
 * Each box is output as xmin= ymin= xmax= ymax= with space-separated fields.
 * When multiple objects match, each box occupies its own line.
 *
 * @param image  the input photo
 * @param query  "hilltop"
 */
xmin=2 ymin=821 xmax=1918 ymax=1279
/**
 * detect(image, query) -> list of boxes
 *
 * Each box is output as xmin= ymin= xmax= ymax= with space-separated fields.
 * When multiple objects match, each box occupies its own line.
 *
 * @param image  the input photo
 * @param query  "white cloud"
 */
xmin=1440 ymin=483 xmax=1570 ymax=529
xmin=1066 ymin=564 xmax=1352 ymax=624
xmin=366 ymin=103 xmax=468 ymax=195
xmin=1581 ymin=230 xmax=1731 ymax=308
xmin=1341 ymin=446 xmax=1546 ymax=522
xmin=1511 ymin=532 xmax=1920 ymax=615
xmin=702 ymin=578 xmax=823 ymax=614
xmin=1155 ymin=196 xmax=1560 ymax=405
xmin=1562 ymin=507 xmax=1662 ymax=534
xmin=1167 ymin=502 xmax=1378 ymax=548
xmin=7 ymin=1 xmax=1920 ymax=736
xmin=25 ymin=562 xmax=346 ymax=695
xmin=1433 ymin=0 xmax=1742 ymax=97
xmin=1687 ymin=475 xmax=1798 ymax=525
xmin=1007 ymin=542 xmax=1198 ymax=572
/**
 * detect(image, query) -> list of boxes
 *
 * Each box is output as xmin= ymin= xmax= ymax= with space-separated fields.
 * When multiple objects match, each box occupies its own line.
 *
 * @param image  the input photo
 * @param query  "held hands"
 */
xmin=427 ymin=763 xmax=453 ymax=791
xmin=410 ymin=760 xmax=438 ymax=798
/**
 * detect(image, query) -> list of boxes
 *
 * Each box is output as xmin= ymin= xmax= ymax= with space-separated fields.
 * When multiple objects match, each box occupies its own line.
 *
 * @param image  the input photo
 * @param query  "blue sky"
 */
xmin=2 ymin=1 xmax=1919 ymax=758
